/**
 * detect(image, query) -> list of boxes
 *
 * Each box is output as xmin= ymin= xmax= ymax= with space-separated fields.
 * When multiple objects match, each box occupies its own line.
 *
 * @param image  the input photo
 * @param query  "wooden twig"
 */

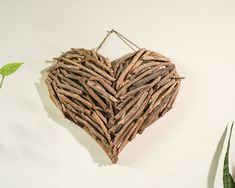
xmin=89 ymin=76 xmax=116 ymax=95
xmin=74 ymin=76 xmax=107 ymax=109
xmin=87 ymin=81 xmax=118 ymax=103
xmin=58 ymin=94 xmax=91 ymax=115
xmin=110 ymin=90 xmax=148 ymax=133
xmin=116 ymin=48 xmax=146 ymax=89
xmin=114 ymin=91 xmax=143 ymax=120
xmin=85 ymin=61 xmax=115 ymax=82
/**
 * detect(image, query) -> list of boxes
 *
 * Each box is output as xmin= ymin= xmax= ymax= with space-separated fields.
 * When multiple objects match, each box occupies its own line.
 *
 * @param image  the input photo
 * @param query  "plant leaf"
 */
xmin=0 ymin=62 xmax=23 ymax=76
xmin=223 ymin=122 xmax=235 ymax=188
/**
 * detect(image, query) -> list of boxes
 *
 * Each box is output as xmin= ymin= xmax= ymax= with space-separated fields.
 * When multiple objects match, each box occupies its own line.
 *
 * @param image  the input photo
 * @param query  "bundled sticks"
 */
xmin=46 ymin=48 xmax=182 ymax=163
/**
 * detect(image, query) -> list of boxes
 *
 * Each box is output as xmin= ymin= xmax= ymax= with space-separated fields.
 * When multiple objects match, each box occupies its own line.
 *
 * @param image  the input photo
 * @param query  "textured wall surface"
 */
xmin=0 ymin=0 xmax=234 ymax=187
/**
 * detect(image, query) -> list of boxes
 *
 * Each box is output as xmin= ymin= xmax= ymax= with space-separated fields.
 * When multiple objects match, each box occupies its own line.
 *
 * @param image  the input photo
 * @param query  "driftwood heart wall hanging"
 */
xmin=45 ymin=30 xmax=183 ymax=163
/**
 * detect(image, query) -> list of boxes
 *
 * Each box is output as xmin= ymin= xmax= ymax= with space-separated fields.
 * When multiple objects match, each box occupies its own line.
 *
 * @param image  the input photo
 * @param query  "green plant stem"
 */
xmin=0 ymin=75 xmax=4 ymax=89
xmin=223 ymin=122 xmax=235 ymax=188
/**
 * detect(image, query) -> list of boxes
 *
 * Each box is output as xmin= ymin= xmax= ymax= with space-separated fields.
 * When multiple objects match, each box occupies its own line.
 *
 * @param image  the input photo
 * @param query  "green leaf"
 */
xmin=0 ymin=62 xmax=23 ymax=76
xmin=223 ymin=122 xmax=235 ymax=188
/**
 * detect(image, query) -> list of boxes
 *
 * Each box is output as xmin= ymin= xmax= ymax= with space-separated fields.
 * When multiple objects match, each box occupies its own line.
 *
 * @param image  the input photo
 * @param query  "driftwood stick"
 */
xmin=91 ymin=49 xmax=114 ymax=74
xmin=149 ymin=79 xmax=176 ymax=111
xmin=91 ymin=49 xmax=99 ymax=59
xmin=87 ymin=81 xmax=118 ymax=103
xmin=117 ymin=123 xmax=136 ymax=153
xmin=54 ymin=63 xmax=80 ymax=71
xmin=57 ymin=96 xmax=74 ymax=114
xmin=57 ymin=82 xmax=83 ymax=95
xmin=69 ymin=61 xmax=112 ymax=85
xmin=149 ymin=76 xmax=162 ymax=87
xmin=116 ymin=48 xmax=146 ymax=89
xmin=73 ymin=99 xmax=86 ymax=108
xmin=129 ymin=118 xmax=144 ymax=141
xmin=160 ymin=82 xmax=181 ymax=117
xmin=67 ymin=69 xmax=94 ymax=79
xmin=154 ymin=69 xmax=176 ymax=89
xmin=49 ymin=72 xmax=83 ymax=95
xmin=114 ymin=89 xmax=152 ymax=146
xmin=119 ymin=85 xmax=150 ymax=100
xmin=85 ymin=61 xmax=116 ymax=82
xmin=60 ymin=57 xmax=79 ymax=66
xmin=129 ymin=50 xmax=152 ymax=72
xmin=51 ymin=81 xmax=67 ymax=110
xmin=69 ymin=109 xmax=108 ymax=144
xmin=114 ymin=63 xmax=123 ymax=79
xmin=65 ymin=106 xmax=80 ymax=124
xmin=110 ymin=90 xmax=148 ymax=133
xmin=62 ymin=53 xmax=83 ymax=59
xmin=55 ymin=87 xmax=93 ymax=109
xmin=139 ymin=88 xmax=176 ymax=133
xmin=82 ymin=92 xmax=96 ymax=106
xmin=96 ymin=52 xmax=112 ymax=67
xmin=79 ymin=113 xmax=105 ymax=136
xmin=128 ymin=59 xmax=143 ymax=77
xmin=45 ymin=78 xmax=55 ymax=95
xmin=45 ymin=79 xmax=62 ymax=110
xmin=131 ymin=65 xmax=175 ymax=88
xmin=71 ymin=48 xmax=92 ymax=57
xmin=115 ymin=64 xmax=168 ymax=97
xmin=57 ymin=72 xmax=84 ymax=91
xmin=159 ymin=97 xmax=172 ymax=117
xmin=168 ymin=80 xmax=181 ymax=108
xmin=95 ymin=109 xmax=108 ymax=124
xmin=58 ymin=94 xmax=91 ymax=115
xmin=118 ymin=88 xmax=153 ymax=145
xmin=115 ymin=89 xmax=153 ymax=150
xmin=89 ymin=76 xmax=116 ymax=95
xmin=114 ymin=91 xmax=143 ymax=120
xmin=112 ymin=52 xmax=135 ymax=68
xmin=77 ymin=77 xmax=108 ymax=110
xmin=143 ymin=51 xmax=170 ymax=62
xmin=115 ymin=95 xmax=134 ymax=110
xmin=91 ymin=111 xmax=112 ymax=144
xmin=107 ymin=101 xmax=115 ymax=129
xmin=132 ymin=62 xmax=163 ymax=75
xmin=134 ymin=61 xmax=164 ymax=76
xmin=113 ymin=122 xmax=135 ymax=154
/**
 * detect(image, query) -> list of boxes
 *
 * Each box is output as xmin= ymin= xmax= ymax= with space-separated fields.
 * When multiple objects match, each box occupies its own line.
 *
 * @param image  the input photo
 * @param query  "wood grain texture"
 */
xmin=46 ymin=48 xmax=182 ymax=163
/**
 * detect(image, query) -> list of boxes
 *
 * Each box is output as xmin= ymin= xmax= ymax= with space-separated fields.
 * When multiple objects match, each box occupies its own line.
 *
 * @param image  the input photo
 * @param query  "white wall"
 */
xmin=0 ymin=0 xmax=235 ymax=187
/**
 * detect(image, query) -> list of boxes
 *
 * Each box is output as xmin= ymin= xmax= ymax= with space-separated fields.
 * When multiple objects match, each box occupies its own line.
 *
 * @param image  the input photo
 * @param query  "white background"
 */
xmin=0 ymin=0 xmax=235 ymax=187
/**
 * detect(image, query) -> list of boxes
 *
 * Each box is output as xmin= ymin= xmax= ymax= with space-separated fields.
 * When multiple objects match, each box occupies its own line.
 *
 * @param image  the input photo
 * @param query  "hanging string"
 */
xmin=112 ymin=30 xmax=141 ymax=51
xmin=112 ymin=31 xmax=136 ymax=52
xmin=96 ymin=29 xmax=141 ymax=52
xmin=96 ymin=30 xmax=113 ymax=52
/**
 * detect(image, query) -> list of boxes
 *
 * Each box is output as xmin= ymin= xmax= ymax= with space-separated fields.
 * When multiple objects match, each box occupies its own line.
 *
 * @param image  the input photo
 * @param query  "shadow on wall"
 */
xmin=35 ymin=65 xmax=112 ymax=166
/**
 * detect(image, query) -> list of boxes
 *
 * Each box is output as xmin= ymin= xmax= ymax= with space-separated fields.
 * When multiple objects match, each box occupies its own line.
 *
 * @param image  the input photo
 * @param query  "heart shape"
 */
xmin=46 ymin=48 xmax=181 ymax=163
